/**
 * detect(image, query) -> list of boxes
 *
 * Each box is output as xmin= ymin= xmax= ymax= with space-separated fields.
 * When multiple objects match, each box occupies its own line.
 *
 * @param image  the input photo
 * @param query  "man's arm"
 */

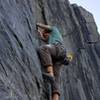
xmin=36 ymin=23 xmax=52 ymax=30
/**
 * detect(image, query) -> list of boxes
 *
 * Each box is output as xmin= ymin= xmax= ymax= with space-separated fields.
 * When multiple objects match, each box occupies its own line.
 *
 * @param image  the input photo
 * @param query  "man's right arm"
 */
xmin=36 ymin=23 xmax=52 ymax=30
xmin=37 ymin=28 xmax=48 ymax=42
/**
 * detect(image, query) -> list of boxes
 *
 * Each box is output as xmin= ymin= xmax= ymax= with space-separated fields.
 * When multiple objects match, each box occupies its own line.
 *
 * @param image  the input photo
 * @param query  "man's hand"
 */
xmin=36 ymin=23 xmax=40 ymax=28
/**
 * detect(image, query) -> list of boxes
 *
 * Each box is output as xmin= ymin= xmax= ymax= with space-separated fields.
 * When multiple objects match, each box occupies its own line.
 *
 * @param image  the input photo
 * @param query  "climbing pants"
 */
xmin=37 ymin=43 xmax=66 ymax=67
xmin=37 ymin=43 xmax=66 ymax=95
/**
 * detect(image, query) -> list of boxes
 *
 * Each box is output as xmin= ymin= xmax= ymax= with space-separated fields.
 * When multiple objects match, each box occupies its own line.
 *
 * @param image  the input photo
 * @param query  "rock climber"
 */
xmin=36 ymin=23 xmax=73 ymax=100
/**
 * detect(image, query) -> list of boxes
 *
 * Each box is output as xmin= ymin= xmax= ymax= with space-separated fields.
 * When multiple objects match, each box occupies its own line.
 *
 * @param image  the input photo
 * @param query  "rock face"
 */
xmin=0 ymin=0 xmax=100 ymax=100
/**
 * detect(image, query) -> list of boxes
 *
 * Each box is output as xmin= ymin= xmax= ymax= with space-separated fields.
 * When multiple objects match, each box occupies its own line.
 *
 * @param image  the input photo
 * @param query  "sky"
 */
xmin=69 ymin=0 xmax=100 ymax=34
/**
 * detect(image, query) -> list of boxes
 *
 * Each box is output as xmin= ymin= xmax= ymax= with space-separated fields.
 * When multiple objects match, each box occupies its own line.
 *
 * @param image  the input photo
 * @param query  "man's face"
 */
xmin=42 ymin=32 xmax=49 ymax=40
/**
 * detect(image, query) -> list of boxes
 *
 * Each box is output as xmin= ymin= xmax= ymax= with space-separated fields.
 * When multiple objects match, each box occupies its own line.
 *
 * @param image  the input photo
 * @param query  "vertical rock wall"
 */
xmin=0 ymin=0 xmax=42 ymax=100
